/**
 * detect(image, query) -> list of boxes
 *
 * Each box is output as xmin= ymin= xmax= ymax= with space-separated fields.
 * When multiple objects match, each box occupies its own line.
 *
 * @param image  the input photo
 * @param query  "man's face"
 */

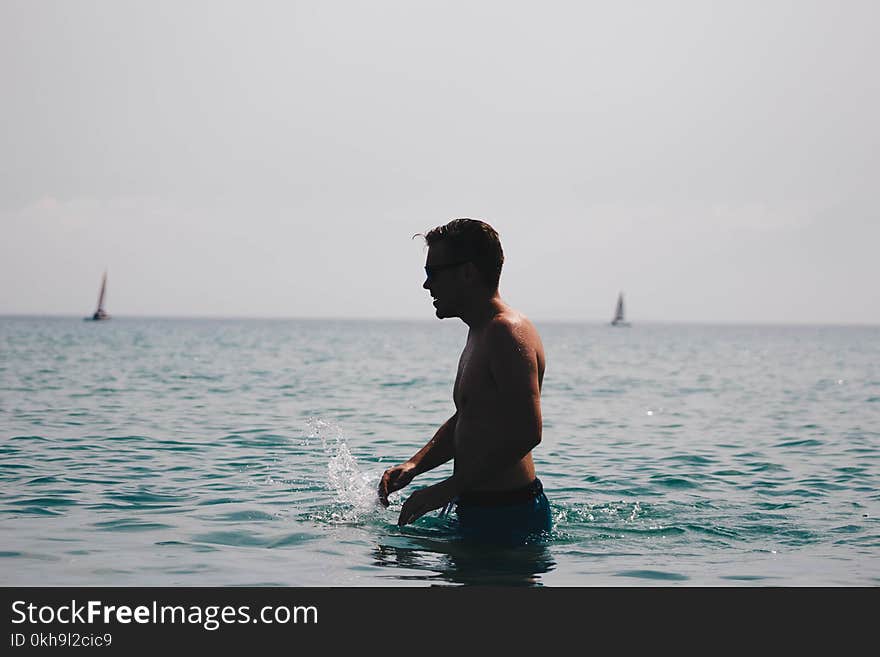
xmin=423 ymin=243 xmax=468 ymax=319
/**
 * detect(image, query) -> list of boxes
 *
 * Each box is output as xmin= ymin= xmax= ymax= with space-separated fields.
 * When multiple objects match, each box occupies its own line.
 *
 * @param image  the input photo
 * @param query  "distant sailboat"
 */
xmin=85 ymin=271 xmax=110 ymax=321
xmin=610 ymin=291 xmax=630 ymax=327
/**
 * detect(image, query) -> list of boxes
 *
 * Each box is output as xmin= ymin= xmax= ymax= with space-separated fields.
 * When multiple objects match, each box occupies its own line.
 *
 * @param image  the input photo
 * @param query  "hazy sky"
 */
xmin=2 ymin=1 xmax=878 ymax=323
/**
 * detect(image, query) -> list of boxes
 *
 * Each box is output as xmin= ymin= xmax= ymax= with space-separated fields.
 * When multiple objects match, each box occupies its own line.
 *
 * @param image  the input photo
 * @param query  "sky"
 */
xmin=1 ymin=0 xmax=878 ymax=324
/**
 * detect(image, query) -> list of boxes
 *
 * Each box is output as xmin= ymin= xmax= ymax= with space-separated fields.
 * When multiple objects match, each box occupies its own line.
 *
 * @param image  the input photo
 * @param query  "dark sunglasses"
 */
xmin=424 ymin=260 xmax=470 ymax=280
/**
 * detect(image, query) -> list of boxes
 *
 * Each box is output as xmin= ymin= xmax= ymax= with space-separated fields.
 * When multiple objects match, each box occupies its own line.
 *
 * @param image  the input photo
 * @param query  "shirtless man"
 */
xmin=378 ymin=218 xmax=551 ymax=541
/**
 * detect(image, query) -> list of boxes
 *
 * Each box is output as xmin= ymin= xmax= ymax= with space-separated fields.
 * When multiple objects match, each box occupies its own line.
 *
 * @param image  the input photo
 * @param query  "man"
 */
xmin=378 ymin=218 xmax=551 ymax=542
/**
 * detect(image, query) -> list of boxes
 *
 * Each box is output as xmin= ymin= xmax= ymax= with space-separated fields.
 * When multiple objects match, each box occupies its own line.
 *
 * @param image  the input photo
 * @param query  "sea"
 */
xmin=1 ymin=316 xmax=878 ymax=586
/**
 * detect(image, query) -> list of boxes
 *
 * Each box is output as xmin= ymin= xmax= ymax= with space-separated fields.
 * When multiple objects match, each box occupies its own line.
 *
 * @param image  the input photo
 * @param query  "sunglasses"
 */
xmin=424 ymin=260 xmax=470 ymax=280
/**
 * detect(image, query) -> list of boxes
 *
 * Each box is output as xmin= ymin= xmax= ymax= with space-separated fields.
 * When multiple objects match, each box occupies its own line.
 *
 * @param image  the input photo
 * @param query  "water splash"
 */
xmin=305 ymin=418 xmax=382 ymax=523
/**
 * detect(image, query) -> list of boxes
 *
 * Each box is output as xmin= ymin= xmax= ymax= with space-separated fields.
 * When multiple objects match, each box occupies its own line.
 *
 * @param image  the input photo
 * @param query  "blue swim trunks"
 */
xmin=451 ymin=478 xmax=552 ymax=544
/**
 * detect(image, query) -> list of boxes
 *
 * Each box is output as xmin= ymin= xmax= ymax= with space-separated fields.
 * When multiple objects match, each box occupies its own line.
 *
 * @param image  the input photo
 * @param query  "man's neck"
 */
xmin=459 ymin=293 xmax=506 ymax=329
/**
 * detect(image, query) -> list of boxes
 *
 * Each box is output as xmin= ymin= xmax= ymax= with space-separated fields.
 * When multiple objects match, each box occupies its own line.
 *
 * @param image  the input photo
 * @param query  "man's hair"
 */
xmin=422 ymin=218 xmax=504 ymax=290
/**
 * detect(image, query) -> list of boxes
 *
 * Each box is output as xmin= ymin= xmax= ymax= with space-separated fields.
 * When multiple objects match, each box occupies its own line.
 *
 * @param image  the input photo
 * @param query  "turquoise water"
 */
xmin=1 ymin=317 xmax=878 ymax=586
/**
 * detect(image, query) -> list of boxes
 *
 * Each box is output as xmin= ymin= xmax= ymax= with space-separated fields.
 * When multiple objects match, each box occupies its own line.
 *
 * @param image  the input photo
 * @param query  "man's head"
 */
xmin=423 ymin=218 xmax=504 ymax=288
xmin=419 ymin=218 xmax=504 ymax=319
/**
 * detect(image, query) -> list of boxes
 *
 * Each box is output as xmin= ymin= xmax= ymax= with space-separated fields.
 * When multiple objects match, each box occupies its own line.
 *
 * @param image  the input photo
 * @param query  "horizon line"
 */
xmin=1 ymin=313 xmax=878 ymax=328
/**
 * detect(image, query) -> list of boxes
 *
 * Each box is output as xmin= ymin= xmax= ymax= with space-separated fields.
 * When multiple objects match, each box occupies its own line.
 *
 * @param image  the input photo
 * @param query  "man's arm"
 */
xmin=397 ymin=320 xmax=541 ymax=525
xmin=377 ymin=412 xmax=457 ymax=506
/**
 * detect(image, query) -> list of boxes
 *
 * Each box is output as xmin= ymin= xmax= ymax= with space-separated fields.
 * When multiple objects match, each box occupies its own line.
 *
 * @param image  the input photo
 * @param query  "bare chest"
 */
xmin=452 ymin=337 xmax=494 ymax=410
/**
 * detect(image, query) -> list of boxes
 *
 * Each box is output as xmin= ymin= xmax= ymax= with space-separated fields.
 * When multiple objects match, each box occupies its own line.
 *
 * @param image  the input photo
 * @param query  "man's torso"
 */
xmin=452 ymin=309 xmax=545 ymax=492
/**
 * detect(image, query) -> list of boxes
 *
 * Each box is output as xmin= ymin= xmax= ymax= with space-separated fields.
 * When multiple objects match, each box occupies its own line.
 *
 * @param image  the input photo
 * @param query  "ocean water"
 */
xmin=1 ymin=316 xmax=878 ymax=586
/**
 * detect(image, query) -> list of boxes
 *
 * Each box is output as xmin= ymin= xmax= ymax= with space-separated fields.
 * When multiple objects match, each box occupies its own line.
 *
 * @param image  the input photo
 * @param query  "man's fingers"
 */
xmin=397 ymin=503 xmax=408 ymax=526
xmin=397 ymin=499 xmax=425 ymax=527
xmin=378 ymin=471 xmax=398 ymax=507
xmin=379 ymin=468 xmax=417 ymax=510
xmin=400 ymin=507 xmax=426 ymax=527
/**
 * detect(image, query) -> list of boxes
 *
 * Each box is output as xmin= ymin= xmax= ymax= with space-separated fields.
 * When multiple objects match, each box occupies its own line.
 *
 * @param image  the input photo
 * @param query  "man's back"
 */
xmin=452 ymin=306 xmax=545 ymax=492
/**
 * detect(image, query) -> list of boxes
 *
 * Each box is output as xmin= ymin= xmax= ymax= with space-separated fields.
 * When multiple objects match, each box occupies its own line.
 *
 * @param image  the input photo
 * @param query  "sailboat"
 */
xmin=85 ymin=271 xmax=111 ymax=321
xmin=610 ymin=291 xmax=630 ymax=327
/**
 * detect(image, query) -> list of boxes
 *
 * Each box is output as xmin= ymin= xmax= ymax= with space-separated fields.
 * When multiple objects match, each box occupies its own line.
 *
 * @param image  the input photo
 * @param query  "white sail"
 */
xmin=85 ymin=271 xmax=111 ymax=321
xmin=96 ymin=272 xmax=107 ymax=313
xmin=610 ymin=291 xmax=629 ymax=327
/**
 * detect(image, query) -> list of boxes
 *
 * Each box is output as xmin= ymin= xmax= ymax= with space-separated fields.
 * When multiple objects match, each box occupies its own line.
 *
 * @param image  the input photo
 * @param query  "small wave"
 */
xmin=197 ymin=497 xmax=242 ymax=506
xmin=747 ymin=463 xmax=788 ymax=473
xmin=649 ymin=475 xmax=699 ymax=489
xmin=757 ymin=487 xmax=821 ymax=498
xmin=684 ymin=523 xmax=740 ymax=539
xmin=755 ymin=501 xmax=797 ymax=510
xmin=614 ymin=569 xmax=689 ymax=581
xmin=832 ymin=534 xmax=880 ymax=547
xmin=177 ymin=373 xmax=223 ymax=381
xmin=776 ymin=438 xmax=824 ymax=448
xmin=105 ymin=490 xmax=188 ymax=505
xmin=24 ymin=475 xmax=64 ymax=485
xmin=0 ymin=462 xmax=31 ymax=471
xmin=107 ymin=435 xmax=148 ymax=442
xmin=380 ymin=378 xmax=426 ymax=387
xmin=599 ymin=525 xmax=688 ymax=537
xmin=213 ymin=510 xmax=279 ymax=522
xmin=6 ymin=507 xmax=64 ymax=516
xmin=591 ymin=388 xmax=624 ymax=396
xmin=661 ymin=454 xmax=715 ymax=465
xmin=191 ymin=531 xmax=269 ymax=547
xmin=9 ymin=496 xmax=77 ymax=507
xmin=93 ymin=519 xmax=174 ymax=532
xmin=267 ymin=532 xmax=321 ymax=548
xmin=834 ymin=466 xmax=866 ymax=475
xmin=798 ymin=479 xmax=848 ymax=492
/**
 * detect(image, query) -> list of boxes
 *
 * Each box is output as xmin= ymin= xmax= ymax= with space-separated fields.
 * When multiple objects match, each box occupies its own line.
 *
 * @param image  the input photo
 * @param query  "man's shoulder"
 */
xmin=484 ymin=312 xmax=542 ymax=381
xmin=486 ymin=310 xmax=537 ymax=346
xmin=487 ymin=310 xmax=522 ymax=332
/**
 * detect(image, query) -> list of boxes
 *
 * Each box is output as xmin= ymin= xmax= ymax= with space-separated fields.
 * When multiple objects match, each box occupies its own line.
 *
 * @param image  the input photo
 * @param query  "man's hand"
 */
xmin=397 ymin=478 xmax=457 ymax=527
xmin=378 ymin=462 xmax=418 ymax=507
